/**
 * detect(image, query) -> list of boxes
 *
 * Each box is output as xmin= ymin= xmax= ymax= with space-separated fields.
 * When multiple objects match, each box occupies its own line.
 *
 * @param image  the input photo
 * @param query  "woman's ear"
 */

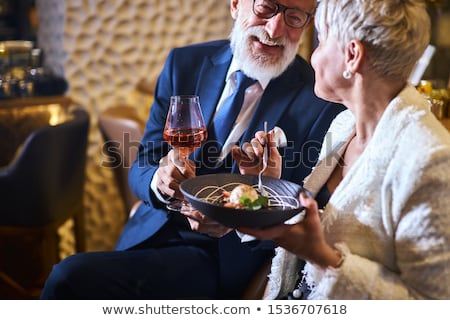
xmin=345 ymin=39 xmax=364 ymax=73
xmin=230 ymin=0 xmax=239 ymax=20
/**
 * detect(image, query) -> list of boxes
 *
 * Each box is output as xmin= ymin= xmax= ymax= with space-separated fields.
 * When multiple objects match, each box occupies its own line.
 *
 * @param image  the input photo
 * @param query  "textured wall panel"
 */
xmin=37 ymin=0 xmax=233 ymax=252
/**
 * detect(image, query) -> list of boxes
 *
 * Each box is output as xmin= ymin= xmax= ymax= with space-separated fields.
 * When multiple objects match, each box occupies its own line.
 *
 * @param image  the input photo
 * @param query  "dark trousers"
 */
xmin=40 ymin=218 xmax=272 ymax=299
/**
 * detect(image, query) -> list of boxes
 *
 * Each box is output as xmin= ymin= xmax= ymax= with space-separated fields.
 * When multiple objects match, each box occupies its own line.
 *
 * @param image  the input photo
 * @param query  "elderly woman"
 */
xmin=234 ymin=0 xmax=450 ymax=299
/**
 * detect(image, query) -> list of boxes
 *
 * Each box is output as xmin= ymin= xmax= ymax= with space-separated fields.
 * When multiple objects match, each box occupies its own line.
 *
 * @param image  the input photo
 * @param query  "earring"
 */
xmin=343 ymin=70 xmax=352 ymax=79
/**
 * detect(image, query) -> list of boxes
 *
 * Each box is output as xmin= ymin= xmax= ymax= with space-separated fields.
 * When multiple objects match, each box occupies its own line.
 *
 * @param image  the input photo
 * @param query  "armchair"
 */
xmin=0 ymin=107 xmax=90 ymax=298
xmin=99 ymin=105 xmax=145 ymax=215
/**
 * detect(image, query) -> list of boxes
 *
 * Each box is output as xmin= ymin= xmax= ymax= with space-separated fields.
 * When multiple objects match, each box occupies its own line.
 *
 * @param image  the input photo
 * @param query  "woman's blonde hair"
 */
xmin=315 ymin=0 xmax=431 ymax=81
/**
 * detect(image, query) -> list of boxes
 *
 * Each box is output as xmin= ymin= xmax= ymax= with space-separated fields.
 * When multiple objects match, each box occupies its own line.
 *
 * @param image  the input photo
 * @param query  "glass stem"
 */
xmin=175 ymin=147 xmax=191 ymax=161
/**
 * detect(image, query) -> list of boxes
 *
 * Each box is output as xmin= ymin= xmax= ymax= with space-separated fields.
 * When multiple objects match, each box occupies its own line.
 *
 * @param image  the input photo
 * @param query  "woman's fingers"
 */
xmin=299 ymin=191 xmax=318 ymax=213
xmin=238 ymin=224 xmax=288 ymax=241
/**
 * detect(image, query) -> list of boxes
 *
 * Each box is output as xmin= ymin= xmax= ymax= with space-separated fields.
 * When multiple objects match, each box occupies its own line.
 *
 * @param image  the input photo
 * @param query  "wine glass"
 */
xmin=163 ymin=95 xmax=208 ymax=211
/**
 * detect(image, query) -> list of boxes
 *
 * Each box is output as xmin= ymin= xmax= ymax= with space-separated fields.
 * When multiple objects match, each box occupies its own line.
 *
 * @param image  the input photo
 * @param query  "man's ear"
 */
xmin=230 ymin=0 xmax=239 ymax=20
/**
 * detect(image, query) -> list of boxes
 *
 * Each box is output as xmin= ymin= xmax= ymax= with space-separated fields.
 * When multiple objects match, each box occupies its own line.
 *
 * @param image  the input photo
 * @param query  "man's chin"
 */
xmin=252 ymin=40 xmax=284 ymax=59
xmin=233 ymin=38 xmax=297 ymax=80
xmin=240 ymin=58 xmax=286 ymax=81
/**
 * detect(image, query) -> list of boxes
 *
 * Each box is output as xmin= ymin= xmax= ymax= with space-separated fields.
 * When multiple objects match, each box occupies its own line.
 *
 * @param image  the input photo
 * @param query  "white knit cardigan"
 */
xmin=265 ymin=85 xmax=450 ymax=299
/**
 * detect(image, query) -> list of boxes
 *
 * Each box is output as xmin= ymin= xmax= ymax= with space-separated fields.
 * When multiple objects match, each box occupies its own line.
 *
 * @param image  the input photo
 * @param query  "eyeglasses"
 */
xmin=252 ymin=0 xmax=313 ymax=29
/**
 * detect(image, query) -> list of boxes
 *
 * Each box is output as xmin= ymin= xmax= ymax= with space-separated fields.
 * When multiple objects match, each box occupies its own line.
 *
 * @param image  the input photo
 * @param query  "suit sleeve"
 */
xmin=128 ymin=50 xmax=176 ymax=206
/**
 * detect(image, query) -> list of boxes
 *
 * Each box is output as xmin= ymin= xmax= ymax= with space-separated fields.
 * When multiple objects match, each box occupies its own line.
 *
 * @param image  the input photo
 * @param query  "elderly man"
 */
xmin=41 ymin=0 xmax=344 ymax=299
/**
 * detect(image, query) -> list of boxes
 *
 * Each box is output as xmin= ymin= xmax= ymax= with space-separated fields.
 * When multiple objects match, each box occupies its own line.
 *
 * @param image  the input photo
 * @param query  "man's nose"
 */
xmin=264 ymin=12 xmax=287 ymax=39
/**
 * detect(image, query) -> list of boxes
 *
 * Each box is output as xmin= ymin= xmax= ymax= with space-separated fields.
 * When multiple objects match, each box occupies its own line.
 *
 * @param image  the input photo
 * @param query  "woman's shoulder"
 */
xmin=393 ymin=87 xmax=450 ymax=151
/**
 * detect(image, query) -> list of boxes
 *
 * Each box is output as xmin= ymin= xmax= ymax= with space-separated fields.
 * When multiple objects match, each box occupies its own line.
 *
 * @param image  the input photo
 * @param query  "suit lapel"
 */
xmin=231 ymin=61 xmax=304 ymax=172
xmin=195 ymin=46 xmax=232 ymax=127
xmin=241 ymin=63 xmax=304 ymax=144
xmin=192 ymin=45 xmax=231 ymax=164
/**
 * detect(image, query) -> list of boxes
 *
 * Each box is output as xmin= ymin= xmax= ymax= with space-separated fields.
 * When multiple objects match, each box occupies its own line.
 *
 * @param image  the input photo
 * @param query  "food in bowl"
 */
xmin=222 ymin=183 xmax=268 ymax=210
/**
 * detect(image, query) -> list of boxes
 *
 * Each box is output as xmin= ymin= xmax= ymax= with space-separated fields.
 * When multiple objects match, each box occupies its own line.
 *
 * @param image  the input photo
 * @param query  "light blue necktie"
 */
xmin=210 ymin=70 xmax=256 ymax=149
xmin=195 ymin=71 xmax=256 ymax=174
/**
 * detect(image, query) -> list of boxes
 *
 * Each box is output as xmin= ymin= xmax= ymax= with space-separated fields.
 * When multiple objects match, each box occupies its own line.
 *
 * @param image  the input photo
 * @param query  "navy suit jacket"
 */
xmin=116 ymin=40 xmax=345 ymax=297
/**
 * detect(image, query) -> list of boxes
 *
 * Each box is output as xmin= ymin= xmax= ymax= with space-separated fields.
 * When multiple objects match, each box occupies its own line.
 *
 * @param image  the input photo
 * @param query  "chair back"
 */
xmin=0 ymin=107 xmax=89 ymax=298
xmin=98 ymin=105 xmax=145 ymax=214
xmin=0 ymin=108 xmax=90 ymax=225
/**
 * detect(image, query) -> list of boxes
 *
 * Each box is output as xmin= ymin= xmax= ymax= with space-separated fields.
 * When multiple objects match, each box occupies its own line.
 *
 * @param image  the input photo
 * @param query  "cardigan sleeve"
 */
xmin=304 ymin=146 xmax=450 ymax=299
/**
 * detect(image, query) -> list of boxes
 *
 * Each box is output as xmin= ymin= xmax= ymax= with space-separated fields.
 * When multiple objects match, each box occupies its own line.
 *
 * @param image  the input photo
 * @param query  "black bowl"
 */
xmin=180 ymin=173 xmax=304 ymax=228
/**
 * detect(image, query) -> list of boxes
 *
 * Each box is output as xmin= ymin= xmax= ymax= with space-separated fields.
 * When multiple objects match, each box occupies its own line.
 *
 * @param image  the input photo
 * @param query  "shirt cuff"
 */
xmin=150 ymin=170 xmax=171 ymax=204
xmin=235 ymin=230 xmax=257 ymax=242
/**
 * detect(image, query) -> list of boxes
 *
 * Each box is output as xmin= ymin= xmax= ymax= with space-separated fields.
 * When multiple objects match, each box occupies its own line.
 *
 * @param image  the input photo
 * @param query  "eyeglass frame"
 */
xmin=252 ymin=0 xmax=314 ymax=29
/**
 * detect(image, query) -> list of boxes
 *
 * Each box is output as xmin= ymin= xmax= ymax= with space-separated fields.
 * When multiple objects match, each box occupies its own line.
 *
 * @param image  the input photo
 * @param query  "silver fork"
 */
xmin=258 ymin=121 xmax=268 ymax=195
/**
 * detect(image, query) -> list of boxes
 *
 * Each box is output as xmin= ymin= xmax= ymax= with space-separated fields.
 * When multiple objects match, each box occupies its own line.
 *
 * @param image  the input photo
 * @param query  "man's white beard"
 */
xmin=229 ymin=16 xmax=300 ymax=81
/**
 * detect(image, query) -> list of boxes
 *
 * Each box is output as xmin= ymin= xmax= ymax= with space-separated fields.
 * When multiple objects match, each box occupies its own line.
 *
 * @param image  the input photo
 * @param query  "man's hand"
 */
xmin=232 ymin=129 xmax=282 ymax=179
xmin=180 ymin=204 xmax=233 ymax=238
xmin=156 ymin=149 xmax=196 ymax=200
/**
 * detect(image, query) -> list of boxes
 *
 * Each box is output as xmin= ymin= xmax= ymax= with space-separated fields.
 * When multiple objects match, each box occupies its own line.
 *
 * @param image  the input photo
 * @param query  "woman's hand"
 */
xmin=155 ymin=149 xmax=196 ymax=200
xmin=237 ymin=192 xmax=342 ymax=268
xmin=180 ymin=204 xmax=233 ymax=238
xmin=231 ymin=129 xmax=282 ymax=179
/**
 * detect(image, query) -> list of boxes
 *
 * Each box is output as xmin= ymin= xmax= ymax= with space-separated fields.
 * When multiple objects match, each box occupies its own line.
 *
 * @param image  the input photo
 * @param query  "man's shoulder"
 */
xmin=165 ymin=40 xmax=231 ymax=67
xmin=171 ymin=39 xmax=230 ymax=55
xmin=289 ymin=55 xmax=315 ymax=81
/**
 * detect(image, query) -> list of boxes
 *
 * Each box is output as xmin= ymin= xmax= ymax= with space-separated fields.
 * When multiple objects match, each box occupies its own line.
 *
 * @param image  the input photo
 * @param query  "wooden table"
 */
xmin=0 ymin=95 xmax=72 ymax=109
xmin=0 ymin=95 xmax=73 ymax=166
